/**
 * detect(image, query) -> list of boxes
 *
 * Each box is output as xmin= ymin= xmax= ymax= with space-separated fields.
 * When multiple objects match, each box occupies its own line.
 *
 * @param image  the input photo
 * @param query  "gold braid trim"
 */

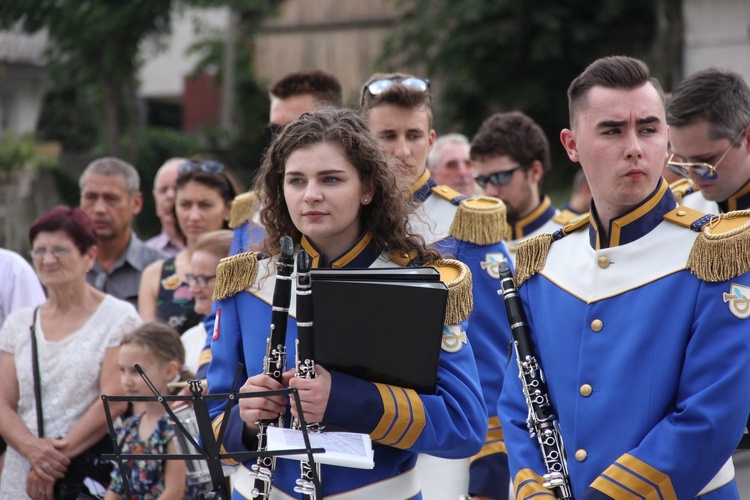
xmin=429 ymin=259 xmax=473 ymax=324
xmin=228 ymin=191 xmax=260 ymax=229
xmin=449 ymin=196 xmax=510 ymax=244
xmin=514 ymin=233 xmax=554 ymax=287
xmin=687 ymin=210 xmax=750 ymax=282
xmin=668 ymin=178 xmax=695 ymax=204
xmin=212 ymin=252 xmax=259 ymax=301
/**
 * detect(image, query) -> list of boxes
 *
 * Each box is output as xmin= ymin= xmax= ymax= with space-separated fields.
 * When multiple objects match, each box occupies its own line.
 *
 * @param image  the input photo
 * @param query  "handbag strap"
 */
xmin=30 ymin=305 xmax=44 ymax=438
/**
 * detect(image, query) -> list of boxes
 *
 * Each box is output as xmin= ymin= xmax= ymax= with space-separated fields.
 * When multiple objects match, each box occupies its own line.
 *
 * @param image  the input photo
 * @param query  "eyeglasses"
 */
xmin=360 ymin=77 xmax=430 ymax=106
xmin=667 ymin=129 xmax=745 ymax=180
xmin=474 ymin=164 xmax=529 ymax=188
xmin=186 ymin=273 xmax=216 ymax=287
xmin=29 ymin=246 xmax=73 ymax=260
xmin=178 ymin=160 xmax=225 ymax=176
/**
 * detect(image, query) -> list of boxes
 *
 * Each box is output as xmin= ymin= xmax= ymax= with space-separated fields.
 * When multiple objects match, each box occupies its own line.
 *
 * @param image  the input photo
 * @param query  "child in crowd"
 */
xmin=105 ymin=322 xmax=201 ymax=499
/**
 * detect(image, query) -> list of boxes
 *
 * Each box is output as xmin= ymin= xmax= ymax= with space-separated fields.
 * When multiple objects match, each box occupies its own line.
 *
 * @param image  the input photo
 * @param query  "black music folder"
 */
xmin=310 ymin=267 xmax=447 ymax=394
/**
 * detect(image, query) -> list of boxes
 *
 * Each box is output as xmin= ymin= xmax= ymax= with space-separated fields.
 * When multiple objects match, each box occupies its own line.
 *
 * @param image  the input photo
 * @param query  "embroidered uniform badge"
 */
xmin=480 ymin=253 xmax=508 ymax=280
xmin=442 ymin=325 xmax=467 ymax=353
xmin=212 ymin=308 xmax=221 ymax=340
xmin=723 ymin=284 xmax=750 ymax=319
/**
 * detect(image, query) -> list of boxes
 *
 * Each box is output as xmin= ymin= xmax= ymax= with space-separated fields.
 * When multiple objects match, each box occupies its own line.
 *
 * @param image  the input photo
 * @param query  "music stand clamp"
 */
xmin=101 ymin=364 xmax=324 ymax=499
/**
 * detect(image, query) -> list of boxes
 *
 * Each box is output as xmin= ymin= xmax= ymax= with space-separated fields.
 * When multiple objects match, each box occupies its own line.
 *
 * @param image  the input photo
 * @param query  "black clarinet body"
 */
xmin=249 ymin=236 xmax=295 ymax=499
xmin=497 ymin=261 xmax=574 ymax=500
xmin=292 ymin=249 xmax=322 ymax=499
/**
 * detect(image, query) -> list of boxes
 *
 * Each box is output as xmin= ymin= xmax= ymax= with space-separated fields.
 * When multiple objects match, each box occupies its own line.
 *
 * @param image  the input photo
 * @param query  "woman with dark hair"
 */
xmin=207 ymin=108 xmax=486 ymax=498
xmin=0 ymin=206 xmax=141 ymax=499
xmin=138 ymin=159 xmax=239 ymax=334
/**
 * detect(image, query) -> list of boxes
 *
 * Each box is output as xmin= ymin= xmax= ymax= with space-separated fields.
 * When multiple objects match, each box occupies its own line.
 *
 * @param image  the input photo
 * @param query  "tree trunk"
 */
xmin=100 ymin=72 xmax=121 ymax=158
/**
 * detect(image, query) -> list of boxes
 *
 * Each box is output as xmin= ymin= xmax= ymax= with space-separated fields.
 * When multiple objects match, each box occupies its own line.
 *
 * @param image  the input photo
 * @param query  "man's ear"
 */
xmin=131 ymin=192 xmax=144 ymax=216
xmin=427 ymin=129 xmax=436 ymax=153
xmin=560 ymin=129 xmax=580 ymax=162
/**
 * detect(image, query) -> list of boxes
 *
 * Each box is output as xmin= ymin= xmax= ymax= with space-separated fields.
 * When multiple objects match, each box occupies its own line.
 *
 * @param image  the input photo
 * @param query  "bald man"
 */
xmin=146 ymin=157 xmax=186 ymax=256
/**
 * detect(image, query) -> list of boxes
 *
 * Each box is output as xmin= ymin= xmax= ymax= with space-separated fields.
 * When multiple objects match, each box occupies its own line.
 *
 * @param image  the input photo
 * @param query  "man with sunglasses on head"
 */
xmin=360 ymin=72 xmax=514 ymax=500
xmin=229 ymin=69 xmax=344 ymax=256
xmin=666 ymin=66 xmax=750 ymax=496
xmin=471 ymin=111 xmax=576 ymax=265
xmin=80 ymin=157 xmax=166 ymax=307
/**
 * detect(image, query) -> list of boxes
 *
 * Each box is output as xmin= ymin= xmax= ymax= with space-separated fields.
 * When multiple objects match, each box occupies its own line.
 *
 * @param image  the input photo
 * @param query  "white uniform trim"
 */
xmin=409 ymin=195 xmax=458 ymax=245
xmin=233 ymin=464 xmax=421 ymax=499
xmin=541 ymin=221 xmax=697 ymax=302
xmin=698 ymin=458 xmax=735 ymax=495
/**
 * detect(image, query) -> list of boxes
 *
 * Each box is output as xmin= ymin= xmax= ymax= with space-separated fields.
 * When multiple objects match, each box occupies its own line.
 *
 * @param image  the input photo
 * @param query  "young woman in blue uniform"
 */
xmin=207 ymin=108 xmax=486 ymax=499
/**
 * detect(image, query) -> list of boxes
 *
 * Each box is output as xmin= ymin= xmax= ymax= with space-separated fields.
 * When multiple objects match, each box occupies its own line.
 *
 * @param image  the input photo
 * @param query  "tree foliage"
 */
xmin=381 ymin=0 xmax=682 ymax=186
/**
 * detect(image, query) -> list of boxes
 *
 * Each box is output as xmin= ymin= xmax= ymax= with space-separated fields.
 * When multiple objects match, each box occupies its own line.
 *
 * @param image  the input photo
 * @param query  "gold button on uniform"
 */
xmin=575 ymin=449 xmax=587 ymax=461
xmin=676 ymin=210 xmax=686 ymax=216
xmin=591 ymin=319 xmax=603 ymax=332
xmin=597 ymin=256 xmax=610 ymax=269
xmin=580 ymin=384 xmax=592 ymax=396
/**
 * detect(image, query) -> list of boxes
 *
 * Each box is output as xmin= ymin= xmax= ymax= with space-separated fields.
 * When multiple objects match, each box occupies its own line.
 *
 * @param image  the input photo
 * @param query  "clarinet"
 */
xmin=497 ymin=261 xmax=574 ymax=500
xmin=292 ymin=249 xmax=322 ymax=499
xmin=248 ymin=236 xmax=295 ymax=499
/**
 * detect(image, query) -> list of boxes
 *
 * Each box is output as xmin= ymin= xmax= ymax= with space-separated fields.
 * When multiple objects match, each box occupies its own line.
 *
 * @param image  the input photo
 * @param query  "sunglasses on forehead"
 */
xmin=178 ymin=160 xmax=225 ymax=176
xmin=360 ymin=77 xmax=430 ymax=107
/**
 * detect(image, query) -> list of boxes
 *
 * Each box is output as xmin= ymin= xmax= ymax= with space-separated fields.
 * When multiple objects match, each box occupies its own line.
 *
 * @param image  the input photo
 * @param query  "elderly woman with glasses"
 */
xmin=138 ymin=158 xmax=240 ymax=335
xmin=0 ymin=206 xmax=141 ymax=499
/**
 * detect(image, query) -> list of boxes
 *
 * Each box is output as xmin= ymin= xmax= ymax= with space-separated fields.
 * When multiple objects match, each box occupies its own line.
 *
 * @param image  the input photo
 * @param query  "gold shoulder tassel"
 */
xmin=429 ymin=259 xmax=474 ymax=324
xmin=228 ymin=191 xmax=260 ymax=229
xmin=668 ymin=178 xmax=695 ymax=205
xmin=212 ymin=252 xmax=259 ymax=301
xmin=514 ymin=233 xmax=554 ymax=286
xmin=449 ymin=196 xmax=510 ymax=244
xmin=687 ymin=210 xmax=750 ymax=282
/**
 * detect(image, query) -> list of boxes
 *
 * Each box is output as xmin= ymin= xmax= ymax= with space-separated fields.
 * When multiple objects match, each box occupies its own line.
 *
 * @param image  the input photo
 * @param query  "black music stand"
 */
xmin=101 ymin=364 xmax=324 ymax=499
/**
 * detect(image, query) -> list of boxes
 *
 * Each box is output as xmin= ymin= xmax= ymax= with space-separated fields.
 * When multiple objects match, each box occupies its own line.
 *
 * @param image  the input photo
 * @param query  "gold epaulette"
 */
xmin=428 ymin=259 xmax=473 ymax=324
xmin=668 ymin=178 xmax=696 ymax=204
xmin=552 ymin=208 xmax=584 ymax=226
xmin=228 ymin=191 xmax=260 ymax=229
xmin=212 ymin=252 xmax=259 ymax=301
xmin=431 ymin=184 xmax=464 ymax=202
xmin=449 ymin=196 xmax=510 ymax=244
xmin=685 ymin=210 xmax=750 ymax=282
xmin=388 ymin=251 xmax=418 ymax=267
xmin=514 ymin=214 xmax=590 ymax=286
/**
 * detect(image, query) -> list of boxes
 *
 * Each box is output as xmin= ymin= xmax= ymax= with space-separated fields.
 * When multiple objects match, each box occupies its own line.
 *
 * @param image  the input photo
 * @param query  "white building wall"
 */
xmin=683 ymin=0 xmax=750 ymax=80
xmin=139 ymin=6 xmax=230 ymax=101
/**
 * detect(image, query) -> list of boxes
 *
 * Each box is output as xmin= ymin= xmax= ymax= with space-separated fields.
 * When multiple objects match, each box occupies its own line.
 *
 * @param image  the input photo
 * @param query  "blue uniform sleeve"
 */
xmin=435 ymin=237 xmax=514 ymax=498
xmin=207 ymin=296 xmax=248 ymax=465
xmin=195 ymin=308 xmax=216 ymax=380
xmin=323 ymin=318 xmax=487 ymax=459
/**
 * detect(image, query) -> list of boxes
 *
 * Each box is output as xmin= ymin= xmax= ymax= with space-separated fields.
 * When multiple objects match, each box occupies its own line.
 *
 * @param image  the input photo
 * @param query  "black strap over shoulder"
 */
xmin=30 ymin=305 xmax=44 ymax=438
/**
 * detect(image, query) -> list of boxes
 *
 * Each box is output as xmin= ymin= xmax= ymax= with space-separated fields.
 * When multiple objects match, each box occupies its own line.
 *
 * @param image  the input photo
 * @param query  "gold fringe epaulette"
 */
xmin=449 ymin=196 xmax=510 ymax=244
xmin=228 ymin=191 xmax=260 ymax=229
xmin=514 ymin=214 xmax=589 ymax=286
xmin=687 ymin=210 xmax=750 ymax=282
xmin=514 ymin=233 xmax=554 ymax=286
xmin=428 ymin=259 xmax=473 ymax=324
xmin=668 ymin=178 xmax=696 ymax=204
xmin=212 ymin=252 xmax=259 ymax=301
xmin=552 ymin=208 xmax=582 ymax=226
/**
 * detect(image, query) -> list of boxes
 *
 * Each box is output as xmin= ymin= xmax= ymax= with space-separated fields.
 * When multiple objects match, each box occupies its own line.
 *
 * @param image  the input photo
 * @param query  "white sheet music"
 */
xmin=266 ymin=427 xmax=374 ymax=469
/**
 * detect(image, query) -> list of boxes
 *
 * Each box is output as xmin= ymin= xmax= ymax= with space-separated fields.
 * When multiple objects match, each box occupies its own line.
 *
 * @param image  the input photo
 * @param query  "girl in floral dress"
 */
xmin=106 ymin=322 xmax=202 ymax=499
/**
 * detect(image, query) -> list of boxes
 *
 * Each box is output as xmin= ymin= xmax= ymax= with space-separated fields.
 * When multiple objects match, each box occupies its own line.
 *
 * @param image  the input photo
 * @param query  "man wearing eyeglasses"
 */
xmin=471 ymin=111 xmax=575 ymax=264
xmin=80 ymin=157 xmax=166 ymax=307
xmin=666 ymin=67 xmax=750 ymax=496
xmin=667 ymin=68 xmax=750 ymax=214
xmin=360 ymin=72 xmax=513 ymax=500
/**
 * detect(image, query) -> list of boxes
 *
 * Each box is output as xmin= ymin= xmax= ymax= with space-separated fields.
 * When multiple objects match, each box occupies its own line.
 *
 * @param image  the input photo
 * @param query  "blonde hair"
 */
xmin=121 ymin=322 xmax=193 ymax=395
xmin=194 ymin=229 xmax=233 ymax=258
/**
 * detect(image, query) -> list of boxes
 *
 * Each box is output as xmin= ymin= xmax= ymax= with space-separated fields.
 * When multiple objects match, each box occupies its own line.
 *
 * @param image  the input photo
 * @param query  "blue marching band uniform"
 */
xmin=498 ymin=179 xmax=750 ymax=499
xmin=503 ymin=195 xmax=576 ymax=265
xmin=407 ymin=170 xmax=514 ymax=499
xmin=207 ymin=233 xmax=487 ymax=498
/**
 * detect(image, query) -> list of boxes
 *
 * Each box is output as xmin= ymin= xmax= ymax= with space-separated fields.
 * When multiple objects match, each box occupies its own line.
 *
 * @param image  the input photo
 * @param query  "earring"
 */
xmin=362 ymin=198 xmax=369 ymax=203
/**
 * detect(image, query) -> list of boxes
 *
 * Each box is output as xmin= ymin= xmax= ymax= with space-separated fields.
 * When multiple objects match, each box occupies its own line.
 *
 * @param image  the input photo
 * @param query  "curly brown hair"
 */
xmin=256 ymin=107 xmax=439 ymax=265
